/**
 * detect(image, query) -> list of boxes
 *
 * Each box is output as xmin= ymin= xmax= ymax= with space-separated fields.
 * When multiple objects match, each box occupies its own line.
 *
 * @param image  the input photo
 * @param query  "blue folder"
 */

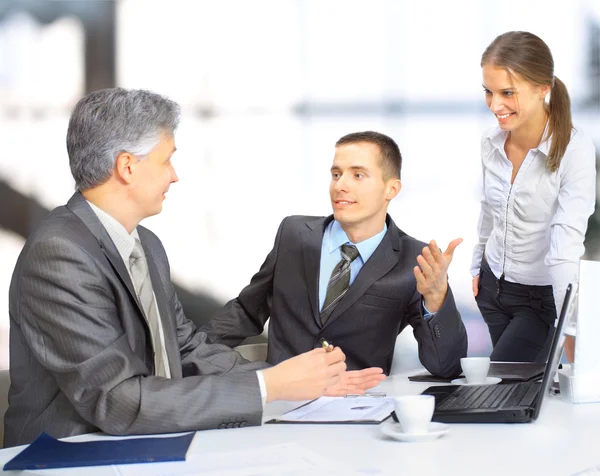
xmin=4 ymin=431 xmax=195 ymax=471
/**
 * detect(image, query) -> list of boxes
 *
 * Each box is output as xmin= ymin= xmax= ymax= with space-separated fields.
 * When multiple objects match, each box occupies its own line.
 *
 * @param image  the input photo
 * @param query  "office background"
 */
xmin=0 ymin=0 xmax=599 ymax=370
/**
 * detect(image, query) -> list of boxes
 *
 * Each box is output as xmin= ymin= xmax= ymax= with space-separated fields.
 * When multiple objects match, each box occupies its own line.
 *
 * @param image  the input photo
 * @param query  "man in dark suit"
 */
xmin=4 ymin=88 xmax=360 ymax=447
xmin=201 ymin=131 xmax=467 ymax=378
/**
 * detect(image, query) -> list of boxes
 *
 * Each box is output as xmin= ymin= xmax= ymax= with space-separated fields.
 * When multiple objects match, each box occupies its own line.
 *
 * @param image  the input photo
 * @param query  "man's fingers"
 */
xmin=345 ymin=369 xmax=386 ymax=383
xmin=347 ymin=367 xmax=384 ymax=377
xmin=326 ymin=386 xmax=363 ymax=397
xmin=323 ymin=347 xmax=345 ymax=365
xmin=444 ymin=238 xmax=463 ymax=257
xmin=416 ymin=254 xmax=433 ymax=277
xmin=350 ymin=376 xmax=386 ymax=389
xmin=308 ymin=347 xmax=326 ymax=356
xmin=326 ymin=360 xmax=347 ymax=378
xmin=429 ymin=240 xmax=444 ymax=262
xmin=361 ymin=378 xmax=386 ymax=390
xmin=345 ymin=376 xmax=386 ymax=388
xmin=413 ymin=265 xmax=426 ymax=287
xmin=325 ymin=374 xmax=342 ymax=391
xmin=422 ymin=246 xmax=441 ymax=272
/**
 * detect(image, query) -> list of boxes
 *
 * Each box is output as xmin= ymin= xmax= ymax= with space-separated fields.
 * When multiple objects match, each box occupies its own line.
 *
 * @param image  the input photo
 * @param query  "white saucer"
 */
xmin=380 ymin=422 xmax=450 ymax=442
xmin=450 ymin=377 xmax=502 ymax=386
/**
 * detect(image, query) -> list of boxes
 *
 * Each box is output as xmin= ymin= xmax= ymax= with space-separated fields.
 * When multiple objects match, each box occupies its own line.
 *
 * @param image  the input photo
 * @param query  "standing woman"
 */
xmin=471 ymin=31 xmax=596 ymax=363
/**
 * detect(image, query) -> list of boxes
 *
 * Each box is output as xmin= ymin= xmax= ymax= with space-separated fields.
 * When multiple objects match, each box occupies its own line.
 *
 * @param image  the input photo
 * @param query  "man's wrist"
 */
xmin=261 ymin=367 xmax=278 ymax=403
xmin=423 ymin=287 xmax=448 ymax=313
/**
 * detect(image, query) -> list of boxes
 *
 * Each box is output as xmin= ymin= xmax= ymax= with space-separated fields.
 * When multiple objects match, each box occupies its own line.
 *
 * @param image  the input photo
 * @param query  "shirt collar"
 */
xmin=327 ymin=220 xmax=387 ymax=262
xmin=486 ymin=127 xmax=508 ymax=151
xmin=486 ymin=121 xmax=552 ymax=157
xmin=87 ymin=201 xmax=139 ymax=263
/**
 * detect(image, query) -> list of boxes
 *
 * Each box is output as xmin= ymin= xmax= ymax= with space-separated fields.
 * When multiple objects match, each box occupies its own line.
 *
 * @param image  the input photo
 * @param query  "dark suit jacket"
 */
xmin=5 ymin=193 xmax=266 ymax=447
xmin=201 ymin=215 xmax=467 ymax=377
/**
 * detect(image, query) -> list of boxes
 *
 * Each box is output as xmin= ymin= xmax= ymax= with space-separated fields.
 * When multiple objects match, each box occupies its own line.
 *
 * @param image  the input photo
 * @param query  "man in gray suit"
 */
xmin=4 ymin=88 xmax=368 ymax=447
xmin=202 ymin=131 xmax=468 ymax=377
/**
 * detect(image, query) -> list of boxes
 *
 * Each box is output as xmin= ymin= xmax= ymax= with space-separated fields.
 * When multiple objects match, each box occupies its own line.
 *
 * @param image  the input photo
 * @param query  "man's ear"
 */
xmin=115 ymin=152 xmax=137 ymax=184
xmin=386 ymin=178 xmax=402 ymax=200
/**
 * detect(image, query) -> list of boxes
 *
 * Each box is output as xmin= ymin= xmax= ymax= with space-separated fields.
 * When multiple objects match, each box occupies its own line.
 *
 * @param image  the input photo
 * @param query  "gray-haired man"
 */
xmin=5 ymin=88 xmax=382 ymax=447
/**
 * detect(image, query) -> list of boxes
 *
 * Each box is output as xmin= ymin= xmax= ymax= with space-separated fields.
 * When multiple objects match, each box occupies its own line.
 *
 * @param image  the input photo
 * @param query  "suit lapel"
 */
xmin=323 ymin=216 xmax=400 ymax=329
xmin=67 ymin=193 xmax=142 ymax=316
xmin=142 ymin=238 xmax=182 ymax=379
xmin=301 ymin=217 xmax=331 ymax=327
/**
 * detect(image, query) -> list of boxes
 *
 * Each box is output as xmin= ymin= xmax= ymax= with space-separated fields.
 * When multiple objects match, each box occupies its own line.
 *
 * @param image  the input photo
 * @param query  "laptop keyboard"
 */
xmin=437 ymin=382 xmax=533 ymax=411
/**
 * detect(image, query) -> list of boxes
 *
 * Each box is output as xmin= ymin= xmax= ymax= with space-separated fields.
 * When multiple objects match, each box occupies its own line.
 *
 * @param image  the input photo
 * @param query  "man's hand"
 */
xmin=324 ymin=367 xmax=386 ymax=397
xmin=414 ymin=238 xmax=463 ymax=313
xmin=262 ymin=347 xmax=346 ymax=402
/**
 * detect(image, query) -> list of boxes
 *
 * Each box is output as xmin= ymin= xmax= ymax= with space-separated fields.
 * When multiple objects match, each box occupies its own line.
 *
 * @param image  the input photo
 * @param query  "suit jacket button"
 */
xmin=233 ymin=422 xmax=240 ymax=428
xmin=227 ymin=422 xmax=235 ymax=429
xmin=218 ymin=423 xmax=226 ymax=429
xmin=240 ymin=422 xmax=248 ymax=427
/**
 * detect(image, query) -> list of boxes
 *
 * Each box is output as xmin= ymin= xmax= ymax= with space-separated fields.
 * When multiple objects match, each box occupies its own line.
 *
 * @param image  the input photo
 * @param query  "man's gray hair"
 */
xmin=67 ymin=88 xmax=181 ymax=191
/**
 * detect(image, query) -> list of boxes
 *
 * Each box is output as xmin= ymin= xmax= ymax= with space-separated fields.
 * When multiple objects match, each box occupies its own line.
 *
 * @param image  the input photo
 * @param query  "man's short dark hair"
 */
xmin=335 ymin=131 xmax=402 ymax=180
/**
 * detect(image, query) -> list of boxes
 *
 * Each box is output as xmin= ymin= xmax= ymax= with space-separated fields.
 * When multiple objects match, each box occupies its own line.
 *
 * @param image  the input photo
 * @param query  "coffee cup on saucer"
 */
xmin=393 ymin=394 xmax=435 ymax=434
xmin=459 ymin=357 xmax=491 ymax=384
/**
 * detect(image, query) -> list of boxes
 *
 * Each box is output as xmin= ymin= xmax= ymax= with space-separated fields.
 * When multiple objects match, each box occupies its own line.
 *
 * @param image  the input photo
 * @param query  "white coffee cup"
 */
xmin=460 ymin=357 xmax=491 ymax=384
xmin=393 ymin=395 xmax=435 ymax=434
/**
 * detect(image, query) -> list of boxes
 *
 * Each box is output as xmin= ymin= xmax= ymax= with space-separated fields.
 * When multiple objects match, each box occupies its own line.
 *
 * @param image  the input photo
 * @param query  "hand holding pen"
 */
xmin=319 ymin=337 xmax=387 ymax=397
xmin=319 ymin=337 xmax=334 ymax=353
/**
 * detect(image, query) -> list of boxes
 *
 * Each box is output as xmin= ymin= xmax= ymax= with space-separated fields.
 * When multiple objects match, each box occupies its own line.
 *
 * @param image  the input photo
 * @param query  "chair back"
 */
xmin=234 ymin=343 xmax=268 ymax=362
xmin=0 ymin=369 xmax=11 ymax=448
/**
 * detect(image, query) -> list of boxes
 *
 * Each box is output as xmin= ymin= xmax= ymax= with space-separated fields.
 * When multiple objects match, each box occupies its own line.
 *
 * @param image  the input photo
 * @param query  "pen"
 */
xmin=319 ymin=337 xmax=333 ymax=352
xmin=345 ymin=392 xmax=387 ymax=398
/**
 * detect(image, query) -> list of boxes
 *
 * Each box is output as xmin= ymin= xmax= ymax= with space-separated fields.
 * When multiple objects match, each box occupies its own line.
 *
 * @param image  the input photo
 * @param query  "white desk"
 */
xmin=1 ymin=370 xmax=600 ymax=476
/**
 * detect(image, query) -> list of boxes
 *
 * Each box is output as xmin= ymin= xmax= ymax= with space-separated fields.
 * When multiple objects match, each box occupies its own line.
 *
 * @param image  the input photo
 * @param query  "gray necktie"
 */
xmin=320 ymin=244 xmax=360 ymax=325
xmin=129 ymin=239 xmax=168 ymax=377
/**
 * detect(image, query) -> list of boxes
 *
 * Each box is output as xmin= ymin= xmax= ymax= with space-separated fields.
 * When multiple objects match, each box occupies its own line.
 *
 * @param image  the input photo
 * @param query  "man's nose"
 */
xmin=334 ymin=174 xmax=348 ymax=191
xmin=170 ymin=165 xmax=179 ymax=183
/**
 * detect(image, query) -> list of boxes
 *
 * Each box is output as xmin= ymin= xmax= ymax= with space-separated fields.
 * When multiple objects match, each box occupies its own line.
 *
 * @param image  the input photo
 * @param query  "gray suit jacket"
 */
xmin=201 ymin=215 xmax=467 ymax=376
xmin=5 ymin=193 xmax=266 ymax=447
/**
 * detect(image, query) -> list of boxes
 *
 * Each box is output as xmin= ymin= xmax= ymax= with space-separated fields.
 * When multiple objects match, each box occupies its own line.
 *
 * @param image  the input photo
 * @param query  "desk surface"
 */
xmin=1 ymin=370 xmax=599 ymax=476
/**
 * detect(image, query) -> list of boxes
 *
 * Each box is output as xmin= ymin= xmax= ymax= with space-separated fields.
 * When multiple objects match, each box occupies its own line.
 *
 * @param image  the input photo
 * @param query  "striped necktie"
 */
xmin=320 ymin=243 xmax=360 ymax=325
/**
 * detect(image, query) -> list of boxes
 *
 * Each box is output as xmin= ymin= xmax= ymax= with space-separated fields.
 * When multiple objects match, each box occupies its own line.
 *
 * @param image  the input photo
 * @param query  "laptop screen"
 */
xmin=531 ymin=283 xmax=573 ymax=420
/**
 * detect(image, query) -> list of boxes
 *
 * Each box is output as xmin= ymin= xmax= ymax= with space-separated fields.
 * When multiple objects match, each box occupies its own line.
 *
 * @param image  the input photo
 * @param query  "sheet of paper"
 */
xmin=115 ymin=442 xmax=359 ymax=476
xmin=275 ymin=396 xmax=394 ymax=422
xmin=572 ymin=465 xmax=600 ymax=476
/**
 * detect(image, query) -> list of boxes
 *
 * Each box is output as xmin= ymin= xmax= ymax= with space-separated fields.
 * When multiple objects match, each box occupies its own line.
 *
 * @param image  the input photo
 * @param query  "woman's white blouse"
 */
xmin=471 ymin=126 xmax=597 ymax=315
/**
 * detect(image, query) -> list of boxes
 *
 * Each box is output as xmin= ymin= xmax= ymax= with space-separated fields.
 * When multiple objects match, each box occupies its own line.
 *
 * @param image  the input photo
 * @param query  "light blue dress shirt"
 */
xmin=318 ymin=220 xmax=387 ymax=310
xmin=318 ymin=219 xmax=435 ymax=318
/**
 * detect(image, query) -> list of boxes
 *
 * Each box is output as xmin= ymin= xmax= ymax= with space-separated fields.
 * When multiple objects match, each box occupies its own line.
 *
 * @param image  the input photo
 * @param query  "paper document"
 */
xmin=116 ymin=442 xmax=360 ymax=476
xmin=572 ymin=465 xmax=600 ymax=476
xmin=267 ymin=396 xmax=394 ymax=424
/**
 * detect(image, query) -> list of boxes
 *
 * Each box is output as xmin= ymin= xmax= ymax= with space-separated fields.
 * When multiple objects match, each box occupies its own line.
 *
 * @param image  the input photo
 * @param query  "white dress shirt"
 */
xmin=88 ymin=202 xmax=172 ymax=378
xmin=471 ymin=125 xmax=597 ymax=316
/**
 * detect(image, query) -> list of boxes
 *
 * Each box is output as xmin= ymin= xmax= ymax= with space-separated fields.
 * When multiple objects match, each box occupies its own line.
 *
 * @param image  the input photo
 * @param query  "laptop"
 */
xmin=408 ymin=362 xmax=544 ymax=384
xmin=422 ymin=283 xmax=573 ymax=423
